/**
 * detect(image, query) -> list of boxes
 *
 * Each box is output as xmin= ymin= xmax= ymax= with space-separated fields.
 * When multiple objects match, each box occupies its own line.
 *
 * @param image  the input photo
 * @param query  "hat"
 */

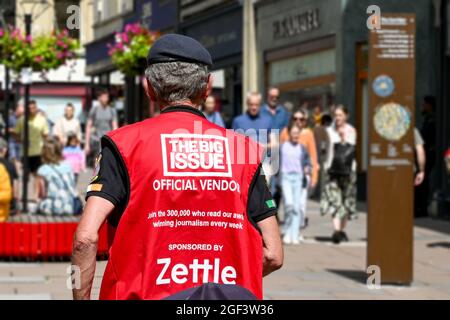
xmin=147 ymin=34 xmax=212 ymax=67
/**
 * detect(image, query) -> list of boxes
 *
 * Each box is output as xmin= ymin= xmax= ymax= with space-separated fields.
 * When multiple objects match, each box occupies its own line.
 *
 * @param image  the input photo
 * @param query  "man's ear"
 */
xmin=143 ymin=77 xmax=156 ymax=101
xmin=203 ymin=74 xmax=213 ymax=100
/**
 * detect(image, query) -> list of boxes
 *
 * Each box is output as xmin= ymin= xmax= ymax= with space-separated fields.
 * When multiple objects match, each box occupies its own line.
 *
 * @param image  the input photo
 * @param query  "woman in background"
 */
xmin=280 ymin=109 xmax=319 ymax=231
xmin=202 ymin=95 xmax=225 ymax=128
xmin=280 ymin=121 xmax=311 ymax=244
xmin=320 ymin=105 xmax=357 ymax=244
xmin=37 ymin=137 xmax=77 ymax=216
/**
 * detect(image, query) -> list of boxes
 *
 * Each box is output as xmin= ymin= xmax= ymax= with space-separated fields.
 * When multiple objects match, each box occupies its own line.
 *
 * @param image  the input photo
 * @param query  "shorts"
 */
xmin=26 ymin=156 xmax=42 ymax=174
xmin=8 ymin=142 xmax=20 ymax=160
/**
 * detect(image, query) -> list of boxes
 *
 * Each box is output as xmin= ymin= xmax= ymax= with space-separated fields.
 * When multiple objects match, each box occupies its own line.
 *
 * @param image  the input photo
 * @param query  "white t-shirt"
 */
xmin=54 ymin=117 xmax=82 ymax=145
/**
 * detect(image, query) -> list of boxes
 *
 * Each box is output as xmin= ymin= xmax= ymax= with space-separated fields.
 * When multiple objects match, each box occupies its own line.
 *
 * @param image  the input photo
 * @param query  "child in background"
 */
xmin=62 ymin=133 xmax=85 ymax=184
xmin=280 ymin=122 xmax=312 ymax=245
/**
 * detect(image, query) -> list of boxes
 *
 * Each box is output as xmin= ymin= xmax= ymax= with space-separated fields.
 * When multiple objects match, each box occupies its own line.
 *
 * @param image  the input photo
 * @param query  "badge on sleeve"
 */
xmin=87 ymin=153 xmax=103 ymax=192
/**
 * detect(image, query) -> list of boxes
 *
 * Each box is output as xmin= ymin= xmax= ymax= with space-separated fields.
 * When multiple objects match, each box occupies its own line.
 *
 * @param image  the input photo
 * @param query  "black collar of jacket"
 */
xmin=161 ymin=105 xmax=206 ymax=119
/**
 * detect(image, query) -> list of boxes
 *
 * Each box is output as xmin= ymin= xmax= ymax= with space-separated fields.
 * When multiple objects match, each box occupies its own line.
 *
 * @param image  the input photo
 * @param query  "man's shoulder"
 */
xmin=258 ymin=112 xmax=272 ymax=125
xmin=232 ymin=113 xmax=247 ymax=125
xmin=35 ymin=114 xmax=48 ymax=125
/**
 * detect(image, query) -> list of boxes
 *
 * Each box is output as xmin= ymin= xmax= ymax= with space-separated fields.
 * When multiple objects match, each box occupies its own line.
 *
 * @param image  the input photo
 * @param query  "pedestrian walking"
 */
xmin=320 ymin=105 xmax=357 ymax=244
xmin=280 ymin=109 xmax=319 ymax=229
xmin=13 ymin=100 xmax=49 ymax=201
xmin=232 ymin=92 xmax=272 ymax=144
xmin=84 ymin=89 xmax=118 ymax=164
xmin=280 ymin=122 xmax=311 ymax=245
xmin=261 ymin=87 xmax=290 ymax=131
xmin=415 ymin=96 xmax=436 ymax=217
xmin=8 ymin=103 xmax=24 ymax=171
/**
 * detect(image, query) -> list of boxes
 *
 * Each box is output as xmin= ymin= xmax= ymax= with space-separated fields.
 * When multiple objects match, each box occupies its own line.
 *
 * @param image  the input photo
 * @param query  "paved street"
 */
xmin=1 ymin=200 xmax=449 ymax=300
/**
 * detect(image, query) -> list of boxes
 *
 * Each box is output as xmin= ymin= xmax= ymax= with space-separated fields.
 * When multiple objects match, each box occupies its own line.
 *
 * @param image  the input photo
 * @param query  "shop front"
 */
xmin=257 ymin=0 xmax=340 ymax=116
xmin=180 ymin=3 xmax=243 ymax=127
xmin=257 ymin=0 xmax=439 ymax=202
xmin=85 ymin=0 xmax=178 ymax=124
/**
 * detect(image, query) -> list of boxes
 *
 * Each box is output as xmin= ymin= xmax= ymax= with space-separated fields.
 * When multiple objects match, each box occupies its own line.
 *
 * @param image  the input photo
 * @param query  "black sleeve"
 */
xmin=248 ymin=165 xmax=277 ymax=224
xmin=86 ymin=138 xmax=128 ymax=227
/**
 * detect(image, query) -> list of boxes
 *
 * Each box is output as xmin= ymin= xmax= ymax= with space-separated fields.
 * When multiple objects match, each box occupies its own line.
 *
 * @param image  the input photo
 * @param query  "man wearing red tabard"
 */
xmin=72 ymin=34 xmax=283 ymax=300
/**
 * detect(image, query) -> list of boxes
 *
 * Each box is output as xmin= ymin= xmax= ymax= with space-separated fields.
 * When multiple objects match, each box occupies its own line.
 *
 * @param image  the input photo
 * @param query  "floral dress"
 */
xmin=320 ymin=124 xmax=357 ymax=220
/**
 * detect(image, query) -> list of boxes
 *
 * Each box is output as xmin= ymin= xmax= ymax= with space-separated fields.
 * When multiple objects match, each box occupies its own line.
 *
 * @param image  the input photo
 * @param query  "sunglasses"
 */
xmin=294 ymin=117 xmax=306 ymax=121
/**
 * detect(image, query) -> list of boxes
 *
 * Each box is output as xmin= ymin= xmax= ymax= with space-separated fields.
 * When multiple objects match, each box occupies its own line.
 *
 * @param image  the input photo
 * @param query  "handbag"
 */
xmin=48 ymin=164 xmax=83 ymax=215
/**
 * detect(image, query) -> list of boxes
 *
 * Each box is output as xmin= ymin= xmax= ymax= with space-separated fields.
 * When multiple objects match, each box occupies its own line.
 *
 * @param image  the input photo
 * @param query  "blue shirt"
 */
xmin=203 ymin=111 xmax=225 ymax=128
xmin=232 ymin=111 xmax=272 ymax=144
xmin=261 ymin=104 xmax=290 ymax=131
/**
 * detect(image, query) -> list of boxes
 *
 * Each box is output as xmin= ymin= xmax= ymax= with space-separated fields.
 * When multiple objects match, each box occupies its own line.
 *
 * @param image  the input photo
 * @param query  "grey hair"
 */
xmin=246 ymin=91 xmax=262 ymax=102
xmin=145 ymin=62 xmax=209 ymax=105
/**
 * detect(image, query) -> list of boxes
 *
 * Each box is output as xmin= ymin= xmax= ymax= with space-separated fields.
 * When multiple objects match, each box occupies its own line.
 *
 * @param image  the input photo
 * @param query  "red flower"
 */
xmin=57 ymin=51 xmax=66 ymax=59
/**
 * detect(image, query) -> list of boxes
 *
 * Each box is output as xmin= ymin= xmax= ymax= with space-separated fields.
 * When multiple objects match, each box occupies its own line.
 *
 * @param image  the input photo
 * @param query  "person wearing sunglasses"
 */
xmin=280 ymin=109 xmax=320 ymax=235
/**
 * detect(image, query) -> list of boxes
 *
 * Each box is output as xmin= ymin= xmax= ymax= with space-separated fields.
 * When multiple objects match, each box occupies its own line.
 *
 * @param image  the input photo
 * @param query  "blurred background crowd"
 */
xmin=0 ymin=0 xmax=448 ymax=244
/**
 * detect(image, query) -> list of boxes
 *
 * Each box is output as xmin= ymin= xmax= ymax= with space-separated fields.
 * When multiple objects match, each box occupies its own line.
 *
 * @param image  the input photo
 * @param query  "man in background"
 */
xmin=416 ymin=96 xmax=436 ymax=217
xmin=232 ymin=92 xmax=272 ymax=145
xmin=261 ymin=87 xmax=290 ymax=131
xmin=84 ymin=90 xmax=118 ymax=165
xmin=14 ymin=100 xmax=49 ymax=201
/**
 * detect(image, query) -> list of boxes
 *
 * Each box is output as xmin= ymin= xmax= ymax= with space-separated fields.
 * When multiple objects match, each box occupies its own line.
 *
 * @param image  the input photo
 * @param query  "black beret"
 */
xmin=147 ymin=34 xmax=212 ymax=67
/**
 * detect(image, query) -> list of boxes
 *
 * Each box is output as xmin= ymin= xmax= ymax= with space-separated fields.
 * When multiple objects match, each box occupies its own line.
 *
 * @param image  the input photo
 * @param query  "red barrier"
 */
xmin=0 ymin=217 xmax=109 ymax=260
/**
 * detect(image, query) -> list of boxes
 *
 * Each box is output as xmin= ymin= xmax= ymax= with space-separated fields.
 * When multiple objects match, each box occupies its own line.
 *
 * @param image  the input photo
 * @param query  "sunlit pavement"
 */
xmin=1 ymin=170 xmax=449 ymax=299
xmin=263 ymin=201 xmax=450 ymax=300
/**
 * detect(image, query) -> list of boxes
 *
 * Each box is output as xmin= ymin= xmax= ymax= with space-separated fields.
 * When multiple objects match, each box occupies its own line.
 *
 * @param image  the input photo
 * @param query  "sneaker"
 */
xmin=331 ymin=231 xmax=341 ymax=244
xmin=283 ymin=235 xmax=292 ymax=245
xmin=298 ymin=235 xmax=305 ymax=242
xmin=292 ymin=238 xmax=300 ymax=245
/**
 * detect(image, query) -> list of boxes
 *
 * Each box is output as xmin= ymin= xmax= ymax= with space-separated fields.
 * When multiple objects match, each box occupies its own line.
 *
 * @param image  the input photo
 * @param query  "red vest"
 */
xmin=99 ymin=108 xmax=265 ymax=300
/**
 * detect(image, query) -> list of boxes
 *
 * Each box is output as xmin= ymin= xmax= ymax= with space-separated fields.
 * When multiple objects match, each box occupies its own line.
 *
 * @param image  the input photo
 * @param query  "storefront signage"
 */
xmin=367 ymin=13 xmax=416 ymax=285
xmin=273 ymin=9 xmax=320 ymax=40
xmin=269 ymin=48 xmax=335 ymax=86
xmin=182 ymin=7 xmax=242 ymax=62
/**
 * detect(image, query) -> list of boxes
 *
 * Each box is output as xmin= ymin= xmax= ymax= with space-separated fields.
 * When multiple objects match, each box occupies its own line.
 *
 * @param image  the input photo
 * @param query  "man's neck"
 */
xmin=162 ymin=101 xmax=200 ymax=110
xmin=267 ymin=104 xmax=277 ymax=115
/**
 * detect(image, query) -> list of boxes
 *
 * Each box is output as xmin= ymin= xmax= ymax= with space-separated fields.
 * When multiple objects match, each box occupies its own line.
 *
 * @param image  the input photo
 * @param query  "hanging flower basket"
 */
xmin=108 ymin=23 xmax=160 ymax=76
xmin=0 ymin=27 xmax=79 ymax=75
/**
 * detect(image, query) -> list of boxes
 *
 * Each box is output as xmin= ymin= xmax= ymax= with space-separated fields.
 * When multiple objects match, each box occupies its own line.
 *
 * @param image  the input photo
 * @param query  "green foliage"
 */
xmin=0 ymin=28 xmax=79 ymax=74
xmin=108 ymin=23 xmax=159 ymax=76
